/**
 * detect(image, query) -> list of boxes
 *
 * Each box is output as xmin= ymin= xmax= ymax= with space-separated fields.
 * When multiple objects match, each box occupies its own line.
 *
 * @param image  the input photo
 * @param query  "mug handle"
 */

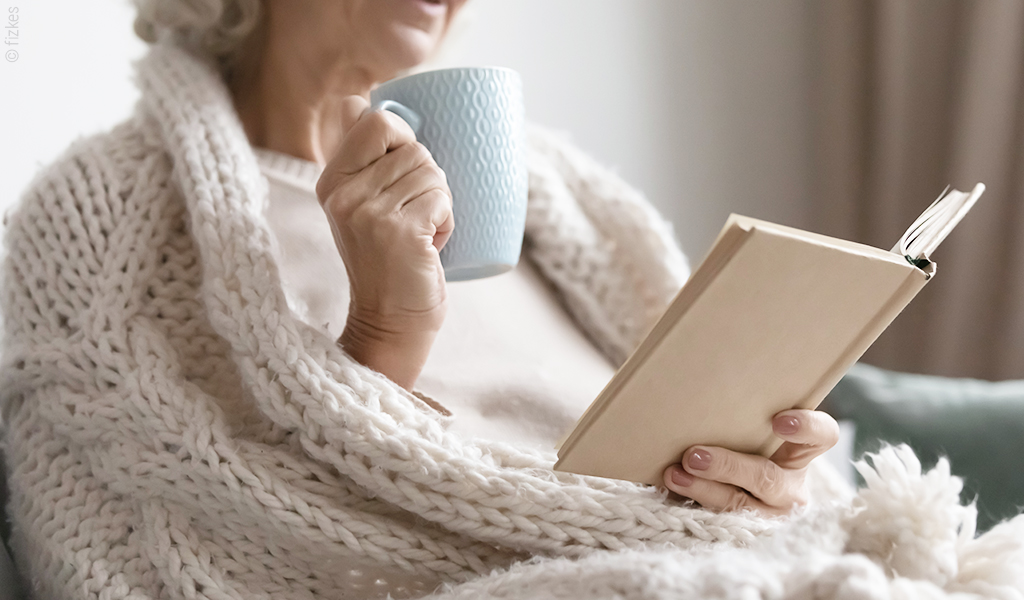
xmin=363 ymin=100 xmax=423 ymax=135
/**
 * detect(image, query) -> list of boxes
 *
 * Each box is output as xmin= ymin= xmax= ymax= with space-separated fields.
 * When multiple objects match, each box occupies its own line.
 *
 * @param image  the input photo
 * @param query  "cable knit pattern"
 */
xmin=0 ymin=43 xmax=763 ymax=599
xmin=5 ymin=42 xmax=1021 ymax=600
xmin=524 ymin=126 xmax=690 ymax=366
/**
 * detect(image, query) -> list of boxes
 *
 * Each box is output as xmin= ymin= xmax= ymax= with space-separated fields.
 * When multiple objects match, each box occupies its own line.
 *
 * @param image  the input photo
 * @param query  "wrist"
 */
xmin=339 ymin=309 xmax=443 ymax=390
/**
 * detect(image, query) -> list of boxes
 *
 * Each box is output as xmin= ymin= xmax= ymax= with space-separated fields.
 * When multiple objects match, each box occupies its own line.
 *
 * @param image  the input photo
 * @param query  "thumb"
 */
xmin=339 ymin=95 xmax=371 ymax=138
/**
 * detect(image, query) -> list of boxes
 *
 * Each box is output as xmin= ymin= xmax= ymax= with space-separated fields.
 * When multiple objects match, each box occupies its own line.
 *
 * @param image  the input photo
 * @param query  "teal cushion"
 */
xmin=824 ymin=363 xmax=1024 ymax=531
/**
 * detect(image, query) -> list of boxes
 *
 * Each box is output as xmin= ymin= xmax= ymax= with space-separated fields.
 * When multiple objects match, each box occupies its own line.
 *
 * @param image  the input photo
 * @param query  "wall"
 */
xmin=0 ymin=1 xmax=146 ymax=213
xmin=0 ymin=0 xmax=815 ymax=262
xmin=436 ymin=0 xmax=816 ymax=258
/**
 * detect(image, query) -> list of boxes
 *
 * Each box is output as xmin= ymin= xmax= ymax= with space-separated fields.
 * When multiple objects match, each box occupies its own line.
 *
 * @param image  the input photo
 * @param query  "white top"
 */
xmin=256 ymin=147 xmax=617 ymax=451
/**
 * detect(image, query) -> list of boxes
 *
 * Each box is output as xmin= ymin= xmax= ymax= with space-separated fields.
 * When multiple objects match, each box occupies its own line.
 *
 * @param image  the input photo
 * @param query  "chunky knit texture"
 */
xmin=0 ymin=43 xmax=766 ymax=599
xmin=425 ymin=447 xmax=1024 ymax=600
xmin=4 ymin=42 xmax=1022 ymax=600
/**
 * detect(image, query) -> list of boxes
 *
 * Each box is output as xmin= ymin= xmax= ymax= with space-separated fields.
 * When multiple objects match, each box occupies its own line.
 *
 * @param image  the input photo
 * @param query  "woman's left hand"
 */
xmin=662 ymin=409 xmax=840 ymax=516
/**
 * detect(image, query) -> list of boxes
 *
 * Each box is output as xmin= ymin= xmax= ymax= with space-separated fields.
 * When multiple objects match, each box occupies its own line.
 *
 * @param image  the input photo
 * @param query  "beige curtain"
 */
xmin=813 ymin=0 xmax=1024 ymax=380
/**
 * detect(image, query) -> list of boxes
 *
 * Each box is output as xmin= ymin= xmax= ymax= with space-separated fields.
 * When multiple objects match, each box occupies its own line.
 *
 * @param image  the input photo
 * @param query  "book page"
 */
xmin=895 ymin=183 xmax=985 ymax=262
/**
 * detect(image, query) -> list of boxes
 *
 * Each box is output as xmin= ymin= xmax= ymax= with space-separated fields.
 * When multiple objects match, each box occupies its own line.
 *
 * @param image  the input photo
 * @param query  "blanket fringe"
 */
xmin=423 ymin=444 xmax=1024 ymax=600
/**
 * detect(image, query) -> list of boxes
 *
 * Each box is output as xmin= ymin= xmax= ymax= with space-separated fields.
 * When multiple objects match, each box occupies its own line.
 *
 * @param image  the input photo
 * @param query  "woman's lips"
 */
xmin=408 ymin=0 xmax=447 ymax=18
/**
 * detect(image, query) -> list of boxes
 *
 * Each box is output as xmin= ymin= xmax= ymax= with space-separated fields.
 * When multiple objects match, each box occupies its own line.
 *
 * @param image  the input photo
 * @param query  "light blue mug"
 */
xmin=370 ymin=67 xmax=528 ymax=282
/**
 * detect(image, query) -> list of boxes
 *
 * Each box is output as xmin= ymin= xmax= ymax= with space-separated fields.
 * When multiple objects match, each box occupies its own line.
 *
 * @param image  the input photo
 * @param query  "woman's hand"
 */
xmin=316 ymin=95 xmax=454 ymax=390
xmin=662 ymin=409 xmax=840 ymax=516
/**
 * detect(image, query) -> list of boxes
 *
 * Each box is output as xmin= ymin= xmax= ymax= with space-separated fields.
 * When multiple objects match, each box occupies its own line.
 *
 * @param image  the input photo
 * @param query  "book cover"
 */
xmin=554 ymin=185 xmax=983 ymax=486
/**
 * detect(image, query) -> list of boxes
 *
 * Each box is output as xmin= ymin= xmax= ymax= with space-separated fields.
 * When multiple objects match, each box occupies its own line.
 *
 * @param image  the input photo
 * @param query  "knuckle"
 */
xmin=351 ymin=111 xmax=393 ymax=147
xmin=408 ymin=141 xmax=433 ymax=165
xmin=365 ymin=109 xmax=394 ymax=135
xmin=433 ymin=163 xmax=449 ymax=184
xmin=384 ymin=111 xmax=415 ymax=136
xmin=325 ymin=190 xmax=360 ymax=220
xmin=317 ymin=171 xmax=360 ymax=209
xmin=383 ymin=209 xmax=407 ymax=231
xmin=422 ymin=187 xmax=450 ymax=206
xmin=405 ymin=189 xmax=452 ymax=222
xmin=380 ymin=110 xmax=417 ymax=141
xmin=756 ymin=461 xmax=787 ymax=501
xmin=348 ymin=201 xmax=374 ymax=224
xmin=323 ymin=195 xmax=347 ymax=219
xmin=712 ymin=452 xmax=740 ymax=481
xmin=421 ymin=161 xmax=447 ymax=183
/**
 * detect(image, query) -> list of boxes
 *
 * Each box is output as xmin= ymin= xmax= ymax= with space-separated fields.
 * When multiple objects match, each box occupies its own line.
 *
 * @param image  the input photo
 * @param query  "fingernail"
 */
xmin=671 ymin=467 xmax=694 ymax=487
xmin=687 ymin=449 xmax=712 ymax=471
xmin=774 ymin=415 xmax=800 ymax=436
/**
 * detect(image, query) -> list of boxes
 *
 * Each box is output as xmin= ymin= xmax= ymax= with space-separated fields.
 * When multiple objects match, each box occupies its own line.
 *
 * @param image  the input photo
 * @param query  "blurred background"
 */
xmin=2 ymin=0 xmax=1023 ymax=380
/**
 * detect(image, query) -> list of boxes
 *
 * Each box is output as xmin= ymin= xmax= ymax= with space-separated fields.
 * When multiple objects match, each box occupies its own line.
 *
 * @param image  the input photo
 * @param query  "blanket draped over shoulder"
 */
xmin=2 ymin=43 xmax=1022 ymax=600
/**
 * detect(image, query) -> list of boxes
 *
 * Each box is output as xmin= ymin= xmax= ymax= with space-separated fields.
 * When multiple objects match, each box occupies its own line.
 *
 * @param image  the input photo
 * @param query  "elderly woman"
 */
xmin=0 ymin=0 xmax=842 ymax=598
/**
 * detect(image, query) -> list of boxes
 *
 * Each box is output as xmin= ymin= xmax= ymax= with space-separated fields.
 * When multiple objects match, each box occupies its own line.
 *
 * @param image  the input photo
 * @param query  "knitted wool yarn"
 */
xmin=6 ymin=41 xmax=1022 ymax=600
xmin=1 ymin=42 xmax=769 ymax=599
xmin=425 ymin=447 xmax=1024 ymax=599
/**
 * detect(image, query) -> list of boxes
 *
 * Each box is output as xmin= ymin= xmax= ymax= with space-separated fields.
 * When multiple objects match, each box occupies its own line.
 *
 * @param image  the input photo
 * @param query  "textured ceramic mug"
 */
xmin=370 ymin=67 xmax=528 ymax=282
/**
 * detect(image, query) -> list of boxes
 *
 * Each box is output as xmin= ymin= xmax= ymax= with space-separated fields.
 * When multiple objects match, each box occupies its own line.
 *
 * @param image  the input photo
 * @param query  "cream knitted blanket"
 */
xmin=2 ymin=42 xmax=1022 ymax=600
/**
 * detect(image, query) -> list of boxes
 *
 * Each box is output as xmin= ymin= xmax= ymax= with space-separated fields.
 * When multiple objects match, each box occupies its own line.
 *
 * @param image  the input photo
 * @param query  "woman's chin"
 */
xmin=376 ymin=27 xmax=442 ymax=75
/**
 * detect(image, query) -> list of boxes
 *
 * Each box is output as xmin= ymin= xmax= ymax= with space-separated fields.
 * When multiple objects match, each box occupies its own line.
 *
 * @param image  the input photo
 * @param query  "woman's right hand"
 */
xmin=315 ymin=95 xmax=454 ymax=390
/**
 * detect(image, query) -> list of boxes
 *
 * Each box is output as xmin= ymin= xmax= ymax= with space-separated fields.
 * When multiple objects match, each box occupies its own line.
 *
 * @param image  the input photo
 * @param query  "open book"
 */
xmin=553 ymin=184 xmax=985 ymax=486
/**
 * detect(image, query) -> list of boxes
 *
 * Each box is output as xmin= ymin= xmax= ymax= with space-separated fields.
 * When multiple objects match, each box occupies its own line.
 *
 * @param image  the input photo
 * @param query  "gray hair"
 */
xmin=132 ymin=0 xmax=477 ymax=81
xmin=132 ymin=0 xmax=263 ymax=79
